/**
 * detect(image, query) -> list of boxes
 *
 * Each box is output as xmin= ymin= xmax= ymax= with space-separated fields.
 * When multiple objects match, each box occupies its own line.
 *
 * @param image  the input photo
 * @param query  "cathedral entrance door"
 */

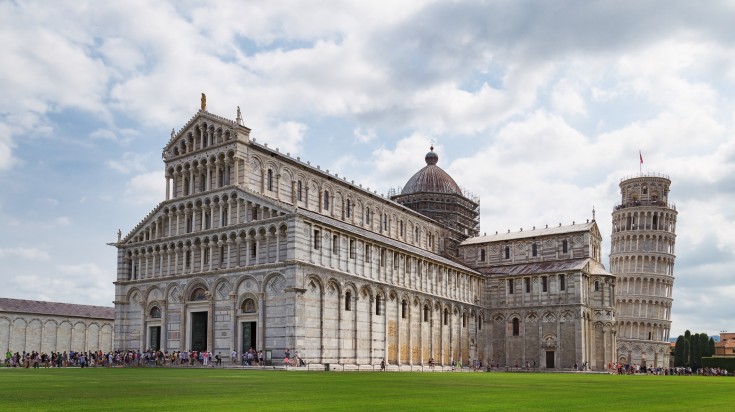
xmin=241 ymin=322 xmax=257 ymax=354
xmin=545 ymin=351 xmax=555 ymax=368
xmin=191 ymin=311 xmax=208 ymax=351
xmin=149 ymin=326 xmax=161 ymax=351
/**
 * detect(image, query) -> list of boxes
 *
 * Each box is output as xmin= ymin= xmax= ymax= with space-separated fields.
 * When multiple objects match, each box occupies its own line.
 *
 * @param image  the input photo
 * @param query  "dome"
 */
xmin=400 ymin=147 xmax=463 ymax=195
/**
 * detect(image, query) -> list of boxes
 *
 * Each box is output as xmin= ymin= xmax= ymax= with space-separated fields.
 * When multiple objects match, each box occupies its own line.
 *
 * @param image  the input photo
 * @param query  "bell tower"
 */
xmin=610 ymin=173 xmax=677 ymax=368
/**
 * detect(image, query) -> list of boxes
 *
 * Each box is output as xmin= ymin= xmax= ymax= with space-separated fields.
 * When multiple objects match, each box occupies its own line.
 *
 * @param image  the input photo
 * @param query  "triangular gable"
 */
xmin=589 ymin=221 xmax=602 ymax=240
xmin=163 ymin=110 xmax=250 ymax=159
xmin=120 ymin=186 xmax=293 ymax=245
xmin=121 ymin=202 xmax=166 ymax=244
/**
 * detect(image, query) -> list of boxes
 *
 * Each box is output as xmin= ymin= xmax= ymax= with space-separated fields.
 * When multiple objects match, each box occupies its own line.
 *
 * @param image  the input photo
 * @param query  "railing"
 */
xmin=620 ymin=172 xmax=670 ymax=182
xmin=613 ymin=200 xmax=676 ymax=211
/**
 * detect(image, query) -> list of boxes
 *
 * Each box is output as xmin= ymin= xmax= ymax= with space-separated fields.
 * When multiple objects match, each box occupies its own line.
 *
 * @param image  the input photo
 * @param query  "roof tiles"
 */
xmin=0 ymin=297 xmax=114 ymax=320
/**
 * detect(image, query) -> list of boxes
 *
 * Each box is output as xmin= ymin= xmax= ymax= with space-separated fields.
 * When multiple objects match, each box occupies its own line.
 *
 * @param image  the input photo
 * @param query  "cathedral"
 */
xmin=112 ymin=105 xmax=625 ymax=370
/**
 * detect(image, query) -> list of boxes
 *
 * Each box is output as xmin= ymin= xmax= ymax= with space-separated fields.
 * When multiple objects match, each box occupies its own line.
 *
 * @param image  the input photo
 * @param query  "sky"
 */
xmin=1 ymin=0 xmax=734 ymax=339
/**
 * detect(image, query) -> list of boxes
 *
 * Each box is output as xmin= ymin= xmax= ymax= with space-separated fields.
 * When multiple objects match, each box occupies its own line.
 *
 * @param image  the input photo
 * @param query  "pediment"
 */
xmin=163 ymin=110 xmax=250 ymax=160
xmin=122 ymin=202 xmax=166 ymax=244
xmin=121 ymin=186 xmax=293 ymax=245
xmin=589 ymin=221 xmax=602 ymax=239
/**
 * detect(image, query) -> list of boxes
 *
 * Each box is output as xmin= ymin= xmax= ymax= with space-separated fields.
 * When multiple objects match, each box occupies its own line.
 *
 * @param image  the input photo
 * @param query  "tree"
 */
xmin=674 ymin=336 xmax=686 ymax=367
xmin=673 ymin=330 xmax=714 ymax=369
xmin=692 ymin=333 xmax=701 ymax=368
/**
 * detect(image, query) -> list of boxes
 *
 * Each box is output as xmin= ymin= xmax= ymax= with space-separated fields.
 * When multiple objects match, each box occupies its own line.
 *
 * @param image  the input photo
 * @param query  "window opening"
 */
xmin=313 ymin=230 xmax=321 ymax=250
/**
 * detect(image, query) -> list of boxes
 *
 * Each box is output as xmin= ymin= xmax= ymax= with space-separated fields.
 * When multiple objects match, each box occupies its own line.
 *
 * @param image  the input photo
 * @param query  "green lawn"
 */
xmin=0 ymin=368 xmax=733 ymax=411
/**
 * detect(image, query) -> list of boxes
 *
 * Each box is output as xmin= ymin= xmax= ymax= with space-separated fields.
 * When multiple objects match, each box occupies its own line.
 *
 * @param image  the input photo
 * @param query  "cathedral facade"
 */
xmin=113 ymin=108 xmax=616 ymax=370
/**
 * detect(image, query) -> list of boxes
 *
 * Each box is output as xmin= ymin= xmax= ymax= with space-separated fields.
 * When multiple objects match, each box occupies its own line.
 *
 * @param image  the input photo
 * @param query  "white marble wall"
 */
xmin=0 ymin=313 xmax=113 ymax=354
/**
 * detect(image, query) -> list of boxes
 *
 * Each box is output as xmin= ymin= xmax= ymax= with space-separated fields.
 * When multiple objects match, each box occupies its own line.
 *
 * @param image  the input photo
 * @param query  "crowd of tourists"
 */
xmin=233 ymin=347 xmax=265 ymax=366
xmin=4 ymin=350 xmax=105 ymax=368
xmin=3 ymin=349 xmax=232 ymax=368
xmin=613 ymin=363 xmax=729 ymax=376
xmin=5 ymin=349 xmax=729 ymax=375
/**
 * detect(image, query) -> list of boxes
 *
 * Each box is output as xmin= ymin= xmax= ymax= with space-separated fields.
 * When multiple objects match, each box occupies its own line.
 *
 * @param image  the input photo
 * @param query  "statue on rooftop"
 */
xmin=201 ymin=93 xmax=207 ymax=111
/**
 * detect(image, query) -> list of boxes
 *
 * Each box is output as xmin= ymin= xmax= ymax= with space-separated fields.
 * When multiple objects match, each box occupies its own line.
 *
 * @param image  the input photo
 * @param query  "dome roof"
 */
xmin=400 ymin=147 xmax=463 ymax=196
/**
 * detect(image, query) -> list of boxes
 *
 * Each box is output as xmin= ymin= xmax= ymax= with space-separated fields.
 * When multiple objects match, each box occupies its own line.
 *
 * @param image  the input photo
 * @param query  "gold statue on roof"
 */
xmin=201 ymin=93 xmax=207 ymax=111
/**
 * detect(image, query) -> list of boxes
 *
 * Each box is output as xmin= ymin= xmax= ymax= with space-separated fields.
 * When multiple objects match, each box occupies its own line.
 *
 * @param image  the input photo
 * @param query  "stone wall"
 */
xmin=0 ymin=313 xmax=113 ymax=354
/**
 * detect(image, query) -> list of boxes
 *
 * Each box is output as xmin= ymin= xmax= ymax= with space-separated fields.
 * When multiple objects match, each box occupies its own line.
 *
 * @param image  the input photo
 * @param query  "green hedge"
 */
xmin=701 ymin=357 xmax=735 ymax=372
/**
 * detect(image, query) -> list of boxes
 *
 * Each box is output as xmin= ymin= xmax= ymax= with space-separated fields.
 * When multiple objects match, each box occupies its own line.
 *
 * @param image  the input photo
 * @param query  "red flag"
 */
xmin=639 ymin=151 xmax=643 ymax=165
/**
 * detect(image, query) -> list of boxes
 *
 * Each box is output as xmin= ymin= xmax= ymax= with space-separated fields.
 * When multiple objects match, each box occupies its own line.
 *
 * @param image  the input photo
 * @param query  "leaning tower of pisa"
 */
xmin=610 ymin=173 xmax=677 ymax=368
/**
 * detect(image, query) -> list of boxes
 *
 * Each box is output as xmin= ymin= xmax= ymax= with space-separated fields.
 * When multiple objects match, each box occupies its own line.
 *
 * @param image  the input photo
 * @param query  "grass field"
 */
xmin=1 ymin=368 xmax=733 ymax=411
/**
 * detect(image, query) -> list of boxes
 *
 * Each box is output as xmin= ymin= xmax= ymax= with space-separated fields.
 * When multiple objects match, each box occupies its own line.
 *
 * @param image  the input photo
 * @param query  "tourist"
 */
xmin=380 ymin=359 xmax=385 ymax=371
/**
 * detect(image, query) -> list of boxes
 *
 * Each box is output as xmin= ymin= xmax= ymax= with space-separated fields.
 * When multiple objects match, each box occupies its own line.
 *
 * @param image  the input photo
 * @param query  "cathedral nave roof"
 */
xmin=299 ymin=208 xmax=479 ymax=275
xmin=477 ymin=257 xmax=611 ymax=277
xmin=461 ymin=221 xmax=596 ymax=245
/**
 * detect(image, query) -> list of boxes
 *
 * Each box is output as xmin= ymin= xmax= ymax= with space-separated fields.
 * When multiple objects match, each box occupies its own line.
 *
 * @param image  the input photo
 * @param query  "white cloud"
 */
xmin=354 ymin=128 xmax=376 ymax=143
xmin=10 ymin=263 xmax=114 ymax=307
xmin=90 ymin=129 xmax=117 ymax=141
xmin=124 ymin=171 xmax=166 ymax=206
xmin=252 ymin=120 xmax=308 ymax=155
xmin=0 ymin=247 xmax=50 ymax=260
xmin=52 ymin=216 xmax=71 ymax=227
xmin=551 ymin=78 xmax=587 ymax=116
xmin=0 ymin=122 xmax=18 ymax=170
xmin=106 ymin=152 xmax=155 ymax=174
